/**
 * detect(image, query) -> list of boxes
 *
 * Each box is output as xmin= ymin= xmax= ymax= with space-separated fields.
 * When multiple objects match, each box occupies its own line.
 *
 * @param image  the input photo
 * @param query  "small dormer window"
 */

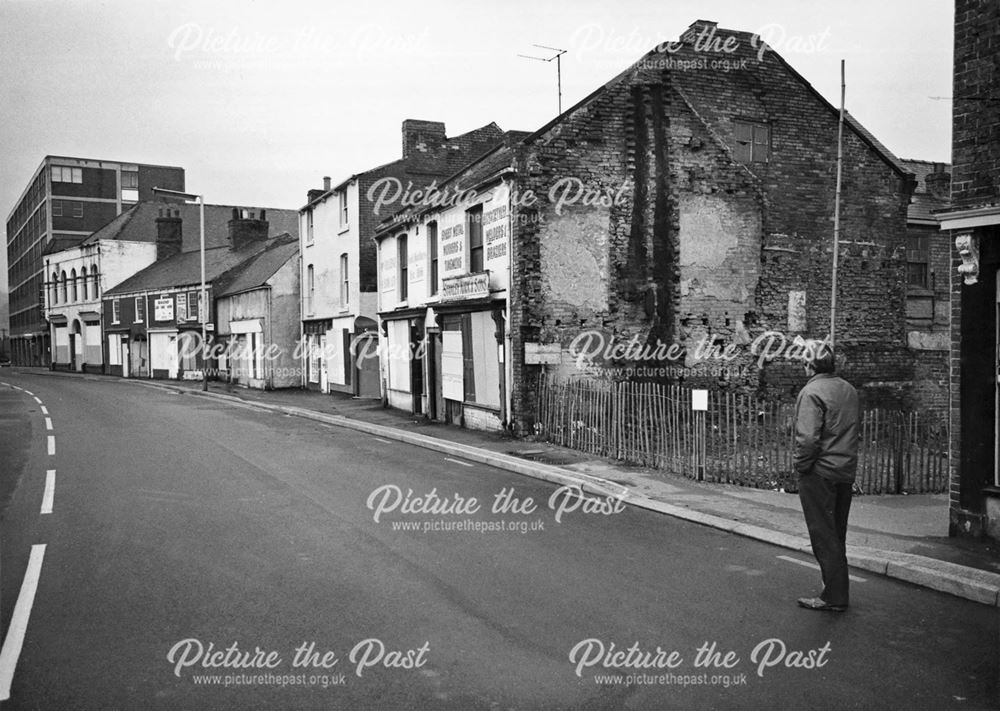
xmin=734 ymin=120 xmax=770 ymax=164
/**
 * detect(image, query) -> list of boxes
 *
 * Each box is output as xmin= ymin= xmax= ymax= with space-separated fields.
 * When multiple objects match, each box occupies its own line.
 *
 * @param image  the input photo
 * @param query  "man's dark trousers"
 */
xmin=798 ymin=472 xmax=853 ymax=606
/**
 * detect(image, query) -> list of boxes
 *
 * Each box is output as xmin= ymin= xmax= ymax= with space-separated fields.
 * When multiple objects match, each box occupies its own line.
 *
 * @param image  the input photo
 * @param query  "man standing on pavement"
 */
xmin=794 ymin=339 xmax=859 ymax=612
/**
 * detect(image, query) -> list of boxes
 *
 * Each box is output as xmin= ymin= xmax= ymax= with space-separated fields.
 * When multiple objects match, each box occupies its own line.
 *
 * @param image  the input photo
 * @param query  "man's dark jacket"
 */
xmin=793 ymin=373 xmax=860 ymax=483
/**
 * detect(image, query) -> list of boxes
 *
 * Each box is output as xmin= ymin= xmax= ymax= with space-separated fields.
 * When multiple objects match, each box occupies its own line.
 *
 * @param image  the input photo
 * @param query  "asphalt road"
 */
xmin=0 ymin=371 xmax=997 ymax=710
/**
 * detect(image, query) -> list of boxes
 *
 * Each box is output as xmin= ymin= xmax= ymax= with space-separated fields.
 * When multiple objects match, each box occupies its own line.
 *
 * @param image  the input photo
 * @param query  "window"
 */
xmin=51 ymin=166 xmax=83 ymax=183
xmin=339 ymin=191 xmax=349 ymax=228
xmin=60 ymin=271 xmax=67 ymax=303
xmin=121 ymin=170 xmax=138 ymax=188
xmin=398 ymin=234 xmax=408 ymax=301
xmin=467 ymin=206 xmax=484 ymax=273
xmin=51 ymin=200 xmax=63 ymax=217
xmin=112 ymin=298 xmax=121 ymax=323
xmin=306 ymin=209 xmax=314 ymax=244
xmin=340 ymin=253 xmax=349 ymax=307
xmin=50 ymin=271 xmax=58 ymax=305
xmin=135 ymin=296 xmax=145 ymax=323
xmin=72 ymin=202 xmax=83 ymax=218
xmin=176 ymin=292 xmax=188 ymax=321
xmin=91 ymin=267 xmax=99 ymax=298
xmin=187 ymin=291 xmax=199 ymax=321
xmin=428 ymin=221 xmax=439 ymax=296
xmin=80 ymin=267 xmax=88 ymax=301
xmin=733 ymin=121 xmax=770 ymax=164
xmin=907 ymin=234 xmax=930 ymax=288
xmin=307 ymin=264 xmax=315 ymax=314
xmin=70 ymin=269 xmax=78 ymax=301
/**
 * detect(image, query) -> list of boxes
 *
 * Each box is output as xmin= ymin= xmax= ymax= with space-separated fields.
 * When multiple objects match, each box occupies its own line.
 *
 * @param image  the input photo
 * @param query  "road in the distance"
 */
xmin=0 ymin=371 xmax=996 ymax=710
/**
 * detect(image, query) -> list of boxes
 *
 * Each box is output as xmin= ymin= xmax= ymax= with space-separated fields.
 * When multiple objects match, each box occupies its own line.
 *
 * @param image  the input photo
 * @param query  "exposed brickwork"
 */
xmin=947 ymin=0 xmax=1000 ymax=537
xmin=509 ymin=22 xmax=915 ymax=434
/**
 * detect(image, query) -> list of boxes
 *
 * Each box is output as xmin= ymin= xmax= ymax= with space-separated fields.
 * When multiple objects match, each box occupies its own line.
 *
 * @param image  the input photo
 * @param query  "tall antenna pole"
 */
xmin=518 ymin=44 xmax=568 ymax=114
xmin=831 ymin=59 xmax=845 ymax=349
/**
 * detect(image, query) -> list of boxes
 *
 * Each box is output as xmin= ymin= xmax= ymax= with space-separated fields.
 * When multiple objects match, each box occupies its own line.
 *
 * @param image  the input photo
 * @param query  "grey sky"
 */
xmin=0 ymin=0 xmax=953 ymax=304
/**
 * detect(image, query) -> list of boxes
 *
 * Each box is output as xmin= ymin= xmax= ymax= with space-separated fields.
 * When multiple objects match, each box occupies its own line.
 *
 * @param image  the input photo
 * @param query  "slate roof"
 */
xmin=105 ymin=235 xmax=290 ymax=296
xmin=900 ymin=159 xmax=951 ymax=223
xmin=303 ymin=122 xmax=508 ymax=212
xmin=216 ymin=237 xmax=298 ymax=297
xmin=77 ymin=201 xmax=299 ymax=252
xmin=375 ymin=130 xmax=531 ymax=233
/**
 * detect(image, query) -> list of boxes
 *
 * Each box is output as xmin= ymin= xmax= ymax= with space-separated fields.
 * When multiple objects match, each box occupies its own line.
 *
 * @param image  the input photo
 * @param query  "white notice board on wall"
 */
xmin=442 ymin=331 xmax=464 ymax=401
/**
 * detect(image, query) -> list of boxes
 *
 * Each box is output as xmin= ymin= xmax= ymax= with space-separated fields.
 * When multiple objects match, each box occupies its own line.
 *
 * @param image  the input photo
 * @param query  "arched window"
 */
xmin=70 ymin=268 xmax=78 ymax=301
xmin=60 ymin=271 xmax=67 ymax=303
xmin=91 ymin=265 xmax=99 ymax=299
xmin=51 ymin=271 xmax=58 ymax=305
xmin=80 ymin=266 xmax=88 ymax=301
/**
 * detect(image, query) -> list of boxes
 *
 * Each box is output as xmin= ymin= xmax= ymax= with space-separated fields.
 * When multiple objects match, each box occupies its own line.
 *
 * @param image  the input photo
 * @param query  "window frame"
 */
xmin=112 ymin=298 xmax=121 ymax=324
xmin=467 ymin=205 xmax=484 ymax=274
xmin=134 ymin=296 xmax=145 ymax=323
xmin=398 ymin=234 xmax=408 ymax=302
xmin=428 ymin=221 xmax=439 ymax=296
xmin=733 ymin=120 xmax=771 ymax=164
xmin=339 ymin=191 xmax=349 ymax=229
xmin=340 ymin=253 xmax=349 ymax=307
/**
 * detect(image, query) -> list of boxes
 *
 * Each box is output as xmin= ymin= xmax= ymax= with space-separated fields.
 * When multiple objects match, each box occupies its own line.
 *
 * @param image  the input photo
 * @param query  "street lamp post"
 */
xmin=152 ymin=187 xmax=208 ymax=391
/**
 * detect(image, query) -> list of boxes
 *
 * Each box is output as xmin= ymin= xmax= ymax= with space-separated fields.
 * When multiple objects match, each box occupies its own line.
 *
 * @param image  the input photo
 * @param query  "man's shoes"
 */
xmin=797 ymin=596 xmax=847 ymax=612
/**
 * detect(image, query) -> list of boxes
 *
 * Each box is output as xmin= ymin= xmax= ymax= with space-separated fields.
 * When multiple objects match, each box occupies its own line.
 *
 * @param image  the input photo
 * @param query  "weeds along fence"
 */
xmin=534 ymin=374 xmax=948 ymax=494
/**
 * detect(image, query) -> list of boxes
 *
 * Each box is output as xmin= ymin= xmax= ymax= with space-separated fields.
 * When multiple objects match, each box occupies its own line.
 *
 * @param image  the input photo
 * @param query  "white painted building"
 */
xmin=375 ymin=147 xmax=514 ymax=431
xmin=300 ymin=176 xmax=380 ymax=397
xmin=43 ymin=238 xmax=157 ymax=371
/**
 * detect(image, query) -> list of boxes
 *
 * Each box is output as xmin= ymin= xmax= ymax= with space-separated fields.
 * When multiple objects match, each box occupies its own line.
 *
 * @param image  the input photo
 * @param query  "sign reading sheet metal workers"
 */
xmin=154 ymin=296 xmax=174 ymax=322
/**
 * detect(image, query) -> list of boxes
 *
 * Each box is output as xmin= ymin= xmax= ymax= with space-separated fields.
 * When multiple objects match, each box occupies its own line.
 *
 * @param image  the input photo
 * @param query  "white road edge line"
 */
xmin=444 ymin=457 xmax=474 ymax=468
xmin=44 ymin=418 xmax=52 ymax=431
xmin=47 ymin=436 xmax=55 ymax=456
xmin=32 ymin=397 xmax=41 ymax=405
xmin=777 ymin=554 xmax=867 ymax=583
xmin=41 ymin=470 xmax=55 ymax=515
xmin=40 ymin=406 xmax=48 ymax=415
xmin=0 ymin=544 xmax=47 ymax=701
xmin=22 ymin=390 xmax=33 ymax=396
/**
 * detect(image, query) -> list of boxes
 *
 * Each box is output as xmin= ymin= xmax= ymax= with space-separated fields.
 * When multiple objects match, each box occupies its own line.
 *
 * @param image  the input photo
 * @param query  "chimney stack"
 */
xmin=227 ymin=207 xmax=270 ymax=250
xmin=155 ymin=207 xmax=183 ymax=261
xmin=401 ymin=119 xmax=447 ymax=159
xmin=925 ymin=164 xmax=951 ymax=202
xmin=323 ymin=176 xmax=331 ymax=191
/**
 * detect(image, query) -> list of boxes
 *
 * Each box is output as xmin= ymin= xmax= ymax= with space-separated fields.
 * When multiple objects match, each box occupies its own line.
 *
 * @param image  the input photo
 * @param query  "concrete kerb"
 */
xmin=17 ymin=372 xmax=1000 ymax=608
xmin=178 ymin=388 xmax=1000 ymax=608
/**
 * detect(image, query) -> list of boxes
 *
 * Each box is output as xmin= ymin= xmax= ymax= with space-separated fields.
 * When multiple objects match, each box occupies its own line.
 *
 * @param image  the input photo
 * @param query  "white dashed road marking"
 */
xmin=40 ymin=406 xmax=48 ymax=415
xmin=44 ymin=417 xmax=52 ymax=431
xmin=40 ymin=470 xmax=56 ymax=515
xmin=777 ymin=555 xmax=867 ymax=583
xmin=0 ymin=544 xmax=46 ymax=700
xmin=444 ymin=457 xmax=474 ymax=468
xmin=47 ymin=435 xmax=55 ymax=456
